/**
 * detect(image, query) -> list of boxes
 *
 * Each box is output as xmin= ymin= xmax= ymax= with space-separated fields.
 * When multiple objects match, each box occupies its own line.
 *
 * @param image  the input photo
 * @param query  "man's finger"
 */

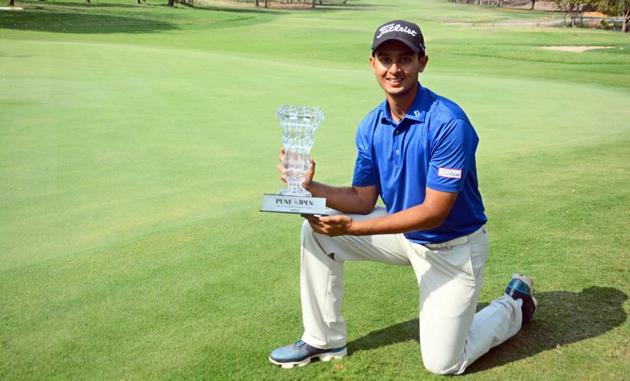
xmin=308 ymin=220 xmax=325 ymax=233
xmin=302 ymin=214 xmax=321 ymax=223
xmin=318 ymin=215 xmax=340 ymax=224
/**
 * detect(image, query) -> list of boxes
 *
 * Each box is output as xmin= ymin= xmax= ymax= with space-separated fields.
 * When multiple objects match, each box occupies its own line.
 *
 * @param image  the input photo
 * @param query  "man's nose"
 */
xmin=389 ymin=61 xmax=402 ymax=73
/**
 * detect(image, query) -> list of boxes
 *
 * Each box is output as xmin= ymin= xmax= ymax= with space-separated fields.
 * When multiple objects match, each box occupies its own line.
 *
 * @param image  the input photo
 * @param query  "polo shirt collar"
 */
xmin=379 ymin=83 xmax=428 ymax=125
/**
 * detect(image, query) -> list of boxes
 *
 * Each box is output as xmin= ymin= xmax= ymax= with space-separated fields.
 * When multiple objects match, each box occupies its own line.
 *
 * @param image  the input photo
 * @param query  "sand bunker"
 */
xmin=540 ymin=46 xmax=613 ymax=53
xmin=0 ymin=6 xmax=24 ymax=10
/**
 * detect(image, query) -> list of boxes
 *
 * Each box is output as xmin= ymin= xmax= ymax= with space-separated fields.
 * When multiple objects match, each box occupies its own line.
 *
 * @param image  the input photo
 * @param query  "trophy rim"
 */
xmin=276 ymin=104 xmax=324 ymax=124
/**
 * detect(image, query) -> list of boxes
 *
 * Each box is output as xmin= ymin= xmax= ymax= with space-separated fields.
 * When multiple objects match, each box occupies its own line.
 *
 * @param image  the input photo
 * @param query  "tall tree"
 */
xmin=594 ymin=0 xmax=630 ymax=31
xmin=554 ymin=0 xmax=585 ymax=26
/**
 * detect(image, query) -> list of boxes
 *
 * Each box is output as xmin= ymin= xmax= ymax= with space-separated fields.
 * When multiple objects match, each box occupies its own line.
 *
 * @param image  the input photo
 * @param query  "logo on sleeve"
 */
xmin=438 ymin=167 xmax=462 ymax=179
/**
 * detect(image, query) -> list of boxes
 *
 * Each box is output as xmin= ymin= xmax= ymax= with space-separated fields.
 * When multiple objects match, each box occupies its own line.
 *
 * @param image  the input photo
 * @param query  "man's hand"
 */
xmin=303 ymin=214 xmax=355 ymax=237
xmin=277 ymin=148 xmax=315 ymax=190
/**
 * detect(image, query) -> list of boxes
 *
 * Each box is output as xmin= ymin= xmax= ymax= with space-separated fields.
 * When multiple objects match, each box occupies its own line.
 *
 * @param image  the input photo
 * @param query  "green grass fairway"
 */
xmin=1 ymin=0 xmax=629 ymax=379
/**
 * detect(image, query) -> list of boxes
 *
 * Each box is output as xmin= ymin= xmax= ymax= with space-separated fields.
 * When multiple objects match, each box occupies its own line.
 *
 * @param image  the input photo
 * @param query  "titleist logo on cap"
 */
xmin=376 ymin=23 xmax=418 ymax=39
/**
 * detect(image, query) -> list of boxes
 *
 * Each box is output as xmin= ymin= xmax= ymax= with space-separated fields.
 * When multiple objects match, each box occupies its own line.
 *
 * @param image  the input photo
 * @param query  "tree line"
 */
xmin=451 ymin=0 xmax=629 ymax=32
xmin=556 ymin=0 xmax=629 ymax=31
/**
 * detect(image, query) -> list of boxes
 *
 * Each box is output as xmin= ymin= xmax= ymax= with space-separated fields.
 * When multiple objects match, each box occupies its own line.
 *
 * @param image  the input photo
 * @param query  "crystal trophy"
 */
xmin=261 ymin=105 xmax=328 ymax=215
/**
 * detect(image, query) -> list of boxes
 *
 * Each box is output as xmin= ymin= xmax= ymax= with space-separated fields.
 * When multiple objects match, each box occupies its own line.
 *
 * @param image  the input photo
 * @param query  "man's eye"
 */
xmin=400 ymin=57 xmax=412 ymax=64
xmin=379 ymin=57 xmax=391 ymax=65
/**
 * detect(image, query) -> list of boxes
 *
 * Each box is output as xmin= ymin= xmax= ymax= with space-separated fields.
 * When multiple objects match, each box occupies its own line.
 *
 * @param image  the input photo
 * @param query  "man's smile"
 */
xmin=386 ymin=77 xmax=404 ymax=85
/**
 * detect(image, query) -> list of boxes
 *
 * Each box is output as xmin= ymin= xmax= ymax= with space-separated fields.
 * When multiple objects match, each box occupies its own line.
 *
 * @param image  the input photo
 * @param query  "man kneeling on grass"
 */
xmin=269 ymin=20 xmax=537 ymax=375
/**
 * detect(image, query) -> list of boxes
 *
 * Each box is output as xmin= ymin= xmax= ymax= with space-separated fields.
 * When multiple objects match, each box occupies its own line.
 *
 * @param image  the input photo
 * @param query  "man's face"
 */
xmin=370 ymin=40 xmax=428 ymax=98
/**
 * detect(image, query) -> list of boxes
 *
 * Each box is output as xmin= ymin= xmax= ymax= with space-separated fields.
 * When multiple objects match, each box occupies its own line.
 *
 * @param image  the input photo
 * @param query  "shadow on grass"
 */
xmin=348 ymin=286 xmax=627 ymax=371
xmin=0 ymin=2 xmax=279 ymax=33
xmin=0 ymin=9 xmax=177 ymax=33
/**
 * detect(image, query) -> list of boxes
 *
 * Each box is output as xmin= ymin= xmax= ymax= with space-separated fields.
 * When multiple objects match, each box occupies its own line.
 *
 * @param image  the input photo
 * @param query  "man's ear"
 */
xmin=419 ymin=55 xmax=429 ymax=73
xmin=369 ymin=55 xmax=377 ymax=74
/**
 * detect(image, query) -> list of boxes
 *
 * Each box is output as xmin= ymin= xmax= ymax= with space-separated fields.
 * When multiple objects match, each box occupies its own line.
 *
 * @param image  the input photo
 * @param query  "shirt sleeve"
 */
xmin=351 ymin=123 xmax=378 ymax=187
xmin=427 ymin=118 xmax=477 ymax=192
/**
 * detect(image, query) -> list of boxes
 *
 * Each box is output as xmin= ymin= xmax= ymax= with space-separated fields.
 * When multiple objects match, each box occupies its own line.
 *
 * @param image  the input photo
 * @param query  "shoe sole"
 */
xmin=269 ymin=348 xmax=347 ymax=369
xmin=512 ymin=273 xmax=539 ymax=308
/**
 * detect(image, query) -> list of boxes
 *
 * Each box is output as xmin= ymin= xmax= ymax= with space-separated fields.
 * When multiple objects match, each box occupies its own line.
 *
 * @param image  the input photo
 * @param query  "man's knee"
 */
xmin=300 ymin=219 xmax=341 ymax=263
xmin=301 ymin=220 xmax=326 ymax=251
xmin=301 ymin=219 xmax=314 ymax=240
xmin=422 ymin=354 xmax=464 ymax=376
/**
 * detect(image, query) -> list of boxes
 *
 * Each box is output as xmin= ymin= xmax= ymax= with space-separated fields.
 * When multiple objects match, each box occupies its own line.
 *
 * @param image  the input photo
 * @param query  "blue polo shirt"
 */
xmin=352 ymin=84 xmax=487 ymax=244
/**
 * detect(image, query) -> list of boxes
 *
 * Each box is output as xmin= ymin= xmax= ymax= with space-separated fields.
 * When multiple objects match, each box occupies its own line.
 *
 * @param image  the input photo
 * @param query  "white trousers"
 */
xmin=299 ymin=207 xmax=523 ymax=375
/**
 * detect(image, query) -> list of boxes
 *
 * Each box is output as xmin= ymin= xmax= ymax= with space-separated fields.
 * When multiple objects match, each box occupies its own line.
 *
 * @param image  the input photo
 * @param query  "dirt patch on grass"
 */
xmin=540 ymin=46 xmax=614 ymax=52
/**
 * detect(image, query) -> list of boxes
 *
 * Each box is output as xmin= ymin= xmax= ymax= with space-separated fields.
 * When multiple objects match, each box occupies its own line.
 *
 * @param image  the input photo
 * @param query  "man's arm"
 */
xmin=306 ymin=181 xmax=378 ymax=215
xmin=303 ymin=188 xmax=457 ymax=237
